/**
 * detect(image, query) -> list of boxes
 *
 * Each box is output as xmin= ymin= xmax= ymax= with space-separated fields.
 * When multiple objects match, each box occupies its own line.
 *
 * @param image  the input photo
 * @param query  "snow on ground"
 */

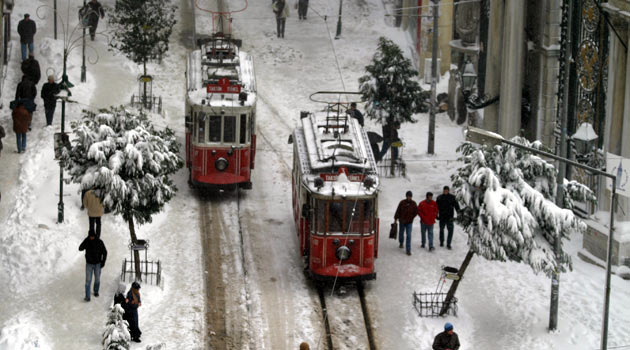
xmin=0 ymin=0 xmax=628 ymax=349
xmin=228 ymin=0 xmax=630 ymax=349
xmin=0 ymin=0 xmax=203 ymax=349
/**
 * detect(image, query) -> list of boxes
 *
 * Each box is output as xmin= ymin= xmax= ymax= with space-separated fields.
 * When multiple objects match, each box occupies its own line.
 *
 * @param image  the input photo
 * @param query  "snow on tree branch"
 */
xmin=358 ymin=37 xmax=429 ymax=125
xmin=452 ymin=137 xmax=593 ymax=277
xmin=62 ymin=107 xmax=183 ymax=225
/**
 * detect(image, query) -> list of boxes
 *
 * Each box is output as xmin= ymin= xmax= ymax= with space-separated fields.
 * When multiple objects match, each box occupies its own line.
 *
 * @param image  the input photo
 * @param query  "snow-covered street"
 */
xmin=0 ymin=0 xmax=629 ymax=349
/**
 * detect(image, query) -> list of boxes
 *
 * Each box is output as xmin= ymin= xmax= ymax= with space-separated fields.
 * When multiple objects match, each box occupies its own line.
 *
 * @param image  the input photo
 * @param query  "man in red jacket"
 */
xmin=394 ymin=190 xmax=418 ymax=255
xmin=418 ymin=192 xmax=438 ymax=251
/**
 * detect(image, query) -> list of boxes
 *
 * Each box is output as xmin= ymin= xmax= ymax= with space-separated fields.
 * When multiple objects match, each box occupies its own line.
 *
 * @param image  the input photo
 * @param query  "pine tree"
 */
xmin=439 ymin=137 xmax=595 ymax=315
xmin=358 ymin=37 xmax=429 ymax=126
xmin=62 ymin=107 xmax=183 ymax=280
xmin=102 ymin=304 xmax=131 ymax=350
xmin=108 ymin=0 xmax=177 ymax=102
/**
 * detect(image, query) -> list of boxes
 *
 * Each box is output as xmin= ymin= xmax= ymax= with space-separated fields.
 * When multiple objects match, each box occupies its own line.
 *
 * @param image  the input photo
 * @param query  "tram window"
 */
xmin=362 ymin=200 xmax=373 ymax=234
xmin=344 ymin=201 xmax=359 ymax=233
xmin=249 ymin=112 xmax=255 ymax=142
xmin=197 ymin=112 xmax=206 ymax=143
xmin=224 ymin=116 xmax=236 ymax=143
xmin=208 ymin=115 xmax=222 ymax=142
xmin=328 ymin=201 xmax=344 ymax=232
xmin=316 ymin=200 xmax=326 ymax=233
xmin=239 ymin=114 xmax=247 ymax=144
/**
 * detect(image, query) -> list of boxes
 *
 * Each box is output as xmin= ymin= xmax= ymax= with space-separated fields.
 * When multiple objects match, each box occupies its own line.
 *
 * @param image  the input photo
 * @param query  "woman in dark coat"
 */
xmin=125 ymin=282 xmax=142 ymax=342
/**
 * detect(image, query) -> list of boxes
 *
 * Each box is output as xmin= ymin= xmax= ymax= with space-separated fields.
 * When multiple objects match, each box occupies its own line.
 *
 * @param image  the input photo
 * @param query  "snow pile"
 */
xmin=0 ymin=316 xmax=51 ymax=350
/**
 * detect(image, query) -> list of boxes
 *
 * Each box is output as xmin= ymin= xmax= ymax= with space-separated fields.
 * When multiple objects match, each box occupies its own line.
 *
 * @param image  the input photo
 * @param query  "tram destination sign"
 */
xmin=320 ymin=167 xmax=365 ymax=182
xmin=207 ymin=77 xmax=241 ymax=94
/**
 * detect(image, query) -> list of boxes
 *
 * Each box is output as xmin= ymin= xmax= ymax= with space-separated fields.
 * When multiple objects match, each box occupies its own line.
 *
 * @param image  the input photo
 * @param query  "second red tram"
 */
xmin=185 ymin=34 xmax=257 ymax=190
xmin=291 ymin=93 xmax=380 ymax=281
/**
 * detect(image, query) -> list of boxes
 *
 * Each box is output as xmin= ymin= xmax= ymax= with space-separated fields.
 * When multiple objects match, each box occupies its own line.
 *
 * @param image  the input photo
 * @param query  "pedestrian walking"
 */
xmin=272 ymin=0 xmax=289 ymax=38
xmin=432 ymin=322 xmax=460 ymax=350
xmin=298 ymin=0 xmax=309 ymax=19
xmin=114 ymin=282 xmax=127 ymax=307
xmin=15 ymin=75 xmax=37 ymax=105
xmin=0 ymin=124 xmax=5 ymax=156
xmin=21 ymin=53 xmax=41 ymax=85
xmin=299 ymin=342 xmax=310 ymax=350
xmin=379 ymin=121 xmax=400 ymax=161
xmin=125 ymin=281 xmax=142 ymax=343
xmin=41 ymin=76 xmax=60 ymax=126
xmin=436 ymin=186 xmax=460 ymax=249
xmin=347 ymin=102 xmax=364 ymax=127
xmin=12 ymin=102 xmax=31 ymax=153
xmin=86 ymin=0 xmax=105 ymax=41
xmin=418 ymin=192 xmax=438 ymax=251
xmin=394 ymin=190 xmax=418 ymax=255
xmin=83 ymin=189 xmax=104 ymax=237
xmin=0 ymin=124 xmax=4 ymax=201
xmin=17 ymin=14 xmax=36 ymax=61
xmin=78 ymin=229 xmax=107 ymax=302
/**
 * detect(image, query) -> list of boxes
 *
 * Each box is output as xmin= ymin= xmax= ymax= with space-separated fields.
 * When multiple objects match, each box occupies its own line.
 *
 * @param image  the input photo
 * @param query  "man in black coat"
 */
xmin=87 ymin=0 xmax=105 ymax=41
xmin=347 ymin=102 xmax=364 ymax=127
xmin=433 ymin=322 xmax=460 ymax=350
xmin=21 ymin=53 xmax=41 ymax=85
xmin=17 ymin=14 xmax=36 ymax=61
xmin=436 ymin=186 xmax=460 ymax=249
xmin=15 ymin=76 xmax=37 ymax=116
xmin=298 ymin=0 xmax=309 ymax=19
xmin=79 ymin=230 xmax=107 ymax=302
xmin=41 ymin=76 xmax=60 ymax=126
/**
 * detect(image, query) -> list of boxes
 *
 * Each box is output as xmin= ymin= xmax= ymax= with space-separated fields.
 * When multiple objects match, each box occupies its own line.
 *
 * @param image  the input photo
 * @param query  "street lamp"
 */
xmin=460 ymin=60 xmax=477 ymax=94
xmin=572 ymin=122 xmax=598 ymax=156
xmin=56 ymin=74 xmax=73 ymax=224
xmin=465 ymin=126 xmax=617 ymax=350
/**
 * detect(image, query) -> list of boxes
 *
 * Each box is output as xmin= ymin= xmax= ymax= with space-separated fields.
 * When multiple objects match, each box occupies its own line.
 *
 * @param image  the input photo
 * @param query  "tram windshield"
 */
xmin=315 ymin=199 xmax=375 ymax=235
xmin=195 ymin=113 xmax=250 ymax=145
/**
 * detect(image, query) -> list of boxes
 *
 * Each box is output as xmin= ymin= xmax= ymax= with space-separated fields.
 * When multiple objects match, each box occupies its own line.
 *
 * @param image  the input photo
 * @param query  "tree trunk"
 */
xmin=439 ymin=249 xmax=475 ymax=316
xmin=143 ymin=61 xmax=148 ymax=109
xmin=127 ymin=215 xmax=142 ymax=282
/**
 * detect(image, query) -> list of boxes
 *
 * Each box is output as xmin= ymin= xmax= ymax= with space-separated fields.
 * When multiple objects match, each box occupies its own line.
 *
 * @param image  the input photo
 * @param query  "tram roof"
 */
xmin=186 ymin=48 xmax=256 ymax=108
xmin=294 ymin=112 xmax=380 ymax=196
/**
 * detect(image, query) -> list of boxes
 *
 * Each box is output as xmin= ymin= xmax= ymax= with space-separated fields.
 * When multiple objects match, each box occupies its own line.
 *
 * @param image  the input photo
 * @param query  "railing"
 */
xmin=120 ymin=258 xmax=162 ymax=287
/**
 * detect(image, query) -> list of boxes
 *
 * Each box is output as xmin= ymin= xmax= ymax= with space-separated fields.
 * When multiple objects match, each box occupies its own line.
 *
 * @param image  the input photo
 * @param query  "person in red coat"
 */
xmin=394 ymin=190 xmax=418 ymax=255
xmin=418 ymin=192 xmax=438 ymax=251
xmin=12 ymin=102 xmax=31 ymax=153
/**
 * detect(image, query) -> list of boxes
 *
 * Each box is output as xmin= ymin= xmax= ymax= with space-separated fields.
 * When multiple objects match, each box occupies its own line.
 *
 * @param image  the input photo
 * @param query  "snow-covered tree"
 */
xmin=108 ymin=0 xmax=177 ymax=102
xmin=63 ymin=107 xmax=183 ymax=280
xmin=358 ymin=37 xmax=429 ymax=126
xmin=440 ymin=137 xmax=595 ymax=315
xmin=102 ymin=304 xmax=131 ymax=350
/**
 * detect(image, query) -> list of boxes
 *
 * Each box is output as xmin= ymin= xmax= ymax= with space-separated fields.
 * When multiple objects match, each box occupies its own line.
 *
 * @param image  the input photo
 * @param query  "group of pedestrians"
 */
xmin=11 ymin=14 xmax=60 ymax=153
xmin=394 ymin=186 xmax=460 ymax=255
xmin=78 ymin=189 xmax=142 ymax=343
xmin=114 ymin=281 xmax=143 ymax=342
xmin=272 ymin=0 xmax=309 ymax=38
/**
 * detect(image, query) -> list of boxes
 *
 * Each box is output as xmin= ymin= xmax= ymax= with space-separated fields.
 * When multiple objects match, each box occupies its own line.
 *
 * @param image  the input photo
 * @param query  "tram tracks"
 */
xmin=315 ymin=282 xmax=378 ymax=350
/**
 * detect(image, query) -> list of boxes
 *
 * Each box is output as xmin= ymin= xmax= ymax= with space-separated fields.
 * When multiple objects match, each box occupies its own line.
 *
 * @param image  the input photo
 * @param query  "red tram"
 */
xmin=290 ymin=92 xmax=380 ymax=281
xmin=185 ymin=34 xmax=257 ymax=190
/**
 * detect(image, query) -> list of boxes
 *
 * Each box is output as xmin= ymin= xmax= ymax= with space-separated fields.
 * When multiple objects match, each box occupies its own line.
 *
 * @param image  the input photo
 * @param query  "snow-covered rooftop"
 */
xmin=294 ymin=111 xmax=379 ymax=197
xmin=186 ymin=46 xmax=256 ymax=108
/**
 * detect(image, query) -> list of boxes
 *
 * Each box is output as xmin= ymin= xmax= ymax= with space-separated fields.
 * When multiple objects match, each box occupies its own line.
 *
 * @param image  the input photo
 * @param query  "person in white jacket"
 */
xmin=272 ymin=0 xmax=290 ymax=38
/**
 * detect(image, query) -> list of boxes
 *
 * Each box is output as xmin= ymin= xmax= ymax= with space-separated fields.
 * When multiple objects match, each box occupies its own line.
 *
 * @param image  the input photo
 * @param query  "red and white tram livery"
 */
xmin=185 ymin=35 xmax=257 ymax=190
xmin=291 ymin=102 xmax=380 ymax=281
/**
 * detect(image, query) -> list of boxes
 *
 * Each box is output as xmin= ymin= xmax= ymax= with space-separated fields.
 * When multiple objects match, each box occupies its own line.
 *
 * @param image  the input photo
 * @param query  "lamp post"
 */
xmin=427 ymin=0 xmax=439 ymax=154
xmin=465 ymin=126 xmax=616 ymax=350
xmin=56 ymin=52 xmax=74 ymax=224
xmin=81 ymin=0 xmax=87 ymax=82
xmin=335 ymin=0 xmax=343 ymax=39
xmin=54 ymin=0 xmax=57 ymax=40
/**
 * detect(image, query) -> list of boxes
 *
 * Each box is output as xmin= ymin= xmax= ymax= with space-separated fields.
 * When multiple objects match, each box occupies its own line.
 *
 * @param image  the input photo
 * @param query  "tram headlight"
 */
xmin=215 ymin=157 xmax=228 ymax=171
xmin=336 ymin=246 xmax=351 ymax=261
